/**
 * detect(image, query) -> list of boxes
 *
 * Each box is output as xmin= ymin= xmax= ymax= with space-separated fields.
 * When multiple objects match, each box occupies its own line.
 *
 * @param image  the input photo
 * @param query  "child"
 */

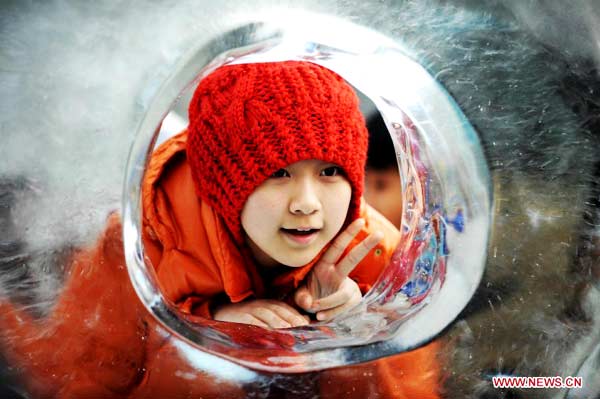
xmin=364 ymin=112 xmax=404 ymax=229
xmin=144 ymin=61 xmax=395 ymax=326
xmin=0 ymin=61 xmax=441 ymax=398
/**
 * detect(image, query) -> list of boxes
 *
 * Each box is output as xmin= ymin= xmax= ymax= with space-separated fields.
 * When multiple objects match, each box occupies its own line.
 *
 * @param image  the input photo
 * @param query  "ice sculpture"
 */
xmin=1 ymin=1 xmax=598 ymax=398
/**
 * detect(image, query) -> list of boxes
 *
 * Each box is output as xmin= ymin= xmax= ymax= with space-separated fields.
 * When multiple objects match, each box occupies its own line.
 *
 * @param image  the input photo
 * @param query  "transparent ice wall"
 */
xmin=1 ymin=1 xmax=599 ymax=398
xmin=122 ymin=22 xmax=490 ymax=379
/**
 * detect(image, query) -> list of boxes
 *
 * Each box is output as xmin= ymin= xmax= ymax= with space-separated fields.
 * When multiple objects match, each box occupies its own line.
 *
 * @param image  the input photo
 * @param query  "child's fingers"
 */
xmin=241 ymin=315 xmax=270 ymax=328
xmin=310 ymin=287 xmax=352 ymax=312
xmin=251 ymin=308 xmax=292 ymax=329
xmin=316 ymin=299 xmax=357 ymax=321
xmin=268 ymin=302 xmax=310 ymax=327
xmin=320 ymin=218 xmax=365 ymax=266
xmin=293 ymin=286 xmax=314 ymax=312
xmin=336 ymin=231 xmax=384 ymax=278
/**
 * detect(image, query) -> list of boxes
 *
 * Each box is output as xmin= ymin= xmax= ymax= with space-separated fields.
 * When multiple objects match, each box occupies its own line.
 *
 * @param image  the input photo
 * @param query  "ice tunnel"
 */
xmin=0 ymin=1 xmax=599 ymax=398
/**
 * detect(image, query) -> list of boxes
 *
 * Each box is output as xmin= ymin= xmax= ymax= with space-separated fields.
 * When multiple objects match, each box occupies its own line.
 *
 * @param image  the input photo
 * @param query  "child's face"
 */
xmin=241 ymin=159 xmax=351 ymax=268
xmin=364 ymin=167 xmax=403 ymax=228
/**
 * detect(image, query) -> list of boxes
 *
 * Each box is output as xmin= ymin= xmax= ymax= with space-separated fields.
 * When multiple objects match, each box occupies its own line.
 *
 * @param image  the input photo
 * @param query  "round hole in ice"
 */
xmin=123 ymin=13 xmax=491 ymax=372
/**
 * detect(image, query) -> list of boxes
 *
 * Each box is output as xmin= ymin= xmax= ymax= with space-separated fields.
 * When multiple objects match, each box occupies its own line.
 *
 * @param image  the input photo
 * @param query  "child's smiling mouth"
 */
xmin=280 ymin=227 xmax=321 ymax=245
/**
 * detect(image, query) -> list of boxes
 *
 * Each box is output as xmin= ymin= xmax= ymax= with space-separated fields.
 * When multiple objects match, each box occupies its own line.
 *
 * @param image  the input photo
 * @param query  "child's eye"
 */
xmin=270 ymin=169 xmax=290 ymax=178
xmin=320 ymin=166 xmax=344 ymax=177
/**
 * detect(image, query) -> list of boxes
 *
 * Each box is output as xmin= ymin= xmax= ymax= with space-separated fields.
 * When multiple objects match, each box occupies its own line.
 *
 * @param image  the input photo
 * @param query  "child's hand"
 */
xmin=294 ymin=218 xmax=384 ymax=321
xmin=299 ymin=276 xmax=363 ymax=321
xmin=213 ymin=299 xmax=310 ymax=329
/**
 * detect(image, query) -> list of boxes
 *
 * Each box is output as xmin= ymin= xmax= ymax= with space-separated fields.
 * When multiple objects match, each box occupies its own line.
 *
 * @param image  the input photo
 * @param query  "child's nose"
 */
xmin=289 ymin=179 xmax=322 ymax=215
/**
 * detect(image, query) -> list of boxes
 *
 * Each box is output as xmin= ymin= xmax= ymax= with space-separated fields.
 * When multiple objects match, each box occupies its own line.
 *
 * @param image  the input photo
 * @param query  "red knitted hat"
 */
xmin=186 ymin=61 xmax=368 ymax=244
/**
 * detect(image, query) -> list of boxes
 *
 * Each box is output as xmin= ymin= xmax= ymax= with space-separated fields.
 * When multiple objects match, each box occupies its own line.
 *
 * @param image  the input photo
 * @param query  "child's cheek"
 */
xmin=262 ymin=189 xmax=288 ymax=213
xmin=243 ymin=186 xmax=289 ymax=230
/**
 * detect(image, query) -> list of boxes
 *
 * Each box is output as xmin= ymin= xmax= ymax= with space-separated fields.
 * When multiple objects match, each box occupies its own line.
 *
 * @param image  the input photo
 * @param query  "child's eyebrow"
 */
xmin=319 ymin=162 xmax=340 ymax=168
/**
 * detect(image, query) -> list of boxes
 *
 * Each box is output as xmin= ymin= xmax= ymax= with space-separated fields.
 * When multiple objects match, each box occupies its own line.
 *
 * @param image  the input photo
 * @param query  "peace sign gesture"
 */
xmin=294 ymin=218 xmax=384 ymax=321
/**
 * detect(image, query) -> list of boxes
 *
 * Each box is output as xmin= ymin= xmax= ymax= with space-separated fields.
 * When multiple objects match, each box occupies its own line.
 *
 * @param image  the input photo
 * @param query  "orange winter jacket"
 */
xmin=0 ymin=131 xmax=441 ymax=398
xmin=142 ymin=131 xmax=403 ymax=316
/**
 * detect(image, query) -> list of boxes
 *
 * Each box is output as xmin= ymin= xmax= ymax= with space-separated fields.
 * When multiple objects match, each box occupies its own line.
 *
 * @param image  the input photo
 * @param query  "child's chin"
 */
xmin=284 ymin=262 xmax=308 ymax=268
xmin=278 ymin=251 xmax=321 ymax=268
xmin=283 ymin=261 xmax=311 ymax=268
